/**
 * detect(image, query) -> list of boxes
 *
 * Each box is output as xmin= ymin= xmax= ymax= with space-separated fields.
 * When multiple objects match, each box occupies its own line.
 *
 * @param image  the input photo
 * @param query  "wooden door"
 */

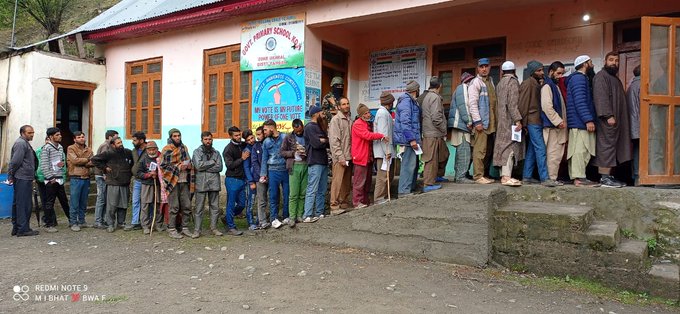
xmin=639 ymin=17 xmax=680 ymax=185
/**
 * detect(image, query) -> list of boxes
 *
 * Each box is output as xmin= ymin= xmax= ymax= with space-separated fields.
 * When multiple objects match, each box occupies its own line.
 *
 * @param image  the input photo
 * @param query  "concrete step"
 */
xmin=283 ymin=186 xmax=505 ymax=267
xmin=646 ymin=263 xmax=680 ymax=300
xmin=494 ymin=201 xmax=594 ymax=244
xmin=585 ymin=221 xmax=621 ymax=251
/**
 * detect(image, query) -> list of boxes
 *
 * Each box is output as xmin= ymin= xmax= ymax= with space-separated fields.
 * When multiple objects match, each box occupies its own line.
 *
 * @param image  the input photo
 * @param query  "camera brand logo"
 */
xmin=13 ymin=285 xmax=29 ymax=301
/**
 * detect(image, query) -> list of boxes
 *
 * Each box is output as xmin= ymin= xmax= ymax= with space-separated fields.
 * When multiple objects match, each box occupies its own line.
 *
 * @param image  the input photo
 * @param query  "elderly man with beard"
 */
xmin=448 ymin=72 xmax=476 ymax=184
xmin=373 ymin=92 xmax=395 ymax=204
xmin=519 ymin=60 xmax=559 ymax=187
xmin=541 ymin=61 xmax=568 ymax=182
xmin=91 ymin=137 xmax=134 ymax=233
xmin=192 ymin=131 xmax=224 ymax=237
xmin=160 ymin=128 xmax=194 ymax=239
xmin=493 ymin=61 xmax=523 ymax=186
xmin=394 ymin=80 xmax=422 ymax=196
xmin=421 ymin=77 xmax=448 ymax=192
xmin=593 ymin=52 xmax=631 ymax=188
xmin=135 ymin=141 xmax=165 ymax=234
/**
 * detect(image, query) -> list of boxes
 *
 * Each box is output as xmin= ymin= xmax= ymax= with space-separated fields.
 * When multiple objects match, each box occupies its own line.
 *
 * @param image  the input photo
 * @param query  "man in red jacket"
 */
xmin=351 ymin=104 xmax=389 ymax=208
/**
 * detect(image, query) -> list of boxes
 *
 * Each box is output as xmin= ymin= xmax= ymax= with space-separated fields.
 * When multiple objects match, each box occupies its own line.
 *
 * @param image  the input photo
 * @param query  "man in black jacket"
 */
xmin=223 ymin=126 xmax=249 ymax=236
xmin=302 ymin=106 xmax=328 ymax=222
xmin=91 ymin=137 xmax=134 ymax=233
xmin=9 ymin=125 xmax=39 ymax=237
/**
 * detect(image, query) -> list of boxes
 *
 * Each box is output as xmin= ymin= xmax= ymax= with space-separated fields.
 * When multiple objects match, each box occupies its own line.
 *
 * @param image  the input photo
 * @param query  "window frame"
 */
xmin=125 ymin=57 xmax=163 ymax=139
xmin=203 ymin=45 xmax=251 ymax=138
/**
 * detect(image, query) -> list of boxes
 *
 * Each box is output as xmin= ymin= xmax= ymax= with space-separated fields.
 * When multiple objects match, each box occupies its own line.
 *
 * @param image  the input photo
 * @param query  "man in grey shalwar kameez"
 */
xmin=91 ymin=137 xmax=134 ymax=232
xmin=593 ymin=52 xmax=632 ymax=188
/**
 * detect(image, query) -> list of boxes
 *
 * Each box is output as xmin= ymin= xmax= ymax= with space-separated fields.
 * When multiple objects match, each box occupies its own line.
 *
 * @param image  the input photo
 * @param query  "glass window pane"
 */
xmin=209 ymin=53 xmax=226 ymax=66
xmin=240 ymin=101 xmax=249 ymax=130
xmin=130 ymin=83 xmax=137 ymax=108
xmin=439 ymin=71 xmax=453 ymax=103
xmin=131 ymin=65 xmax=143 ymax=75
xmin=240 ymin=72 xmax=249 ymax=99
xmin=675 ymin=27 xmax=680 ymax=96
xmin=675 ymin=106 xmax=680 ymax=175
xmin=209 ymin=74 xmax=217 ymax=103
xmin=209 ymin=106 xmax=217 ymax=133
xmin=649 ymin=104 xmax=668 ymax=175
xmin=231 ymin=50 xmax=240 ymax=63
xmin=224 ymin=72 xmax=233 ymax=101
xmin=141 ymin=109 xmax=148 ymax=134
xmin=153 ymin=109 xmax=161 ymax=134
xmin=147 ymin=62 xmax=162 ymax=73
xmin=142 ymin=81 xmax=149 ymax=108
xmin=130 ymin=110 xmax=137 ymax=133
xmin=153 ymin=80 xmax=161 ymax=106
xmin=224 ymin=103 xmax=232 ymax=133
xmin=649 ymin=25 xmax=669 ymax=95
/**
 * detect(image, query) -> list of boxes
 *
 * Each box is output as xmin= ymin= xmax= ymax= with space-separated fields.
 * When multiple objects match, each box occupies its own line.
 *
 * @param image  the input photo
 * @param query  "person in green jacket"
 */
xmin=35 ymin=136 xmax=69 ymax=225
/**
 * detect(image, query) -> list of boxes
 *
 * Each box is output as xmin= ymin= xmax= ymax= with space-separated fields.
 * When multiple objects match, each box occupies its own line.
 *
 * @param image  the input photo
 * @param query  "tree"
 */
xmin=12 ymin=0 xmax=74 ymax=37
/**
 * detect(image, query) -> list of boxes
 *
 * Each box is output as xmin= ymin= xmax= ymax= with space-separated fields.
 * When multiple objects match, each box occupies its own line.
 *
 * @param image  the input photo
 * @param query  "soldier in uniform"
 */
xmin=321 ymin=76 xmax=345 ymax=123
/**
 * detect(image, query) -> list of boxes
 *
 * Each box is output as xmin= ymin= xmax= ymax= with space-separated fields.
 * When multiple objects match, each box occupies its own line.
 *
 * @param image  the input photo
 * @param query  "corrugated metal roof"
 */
xmin=12 ymin=0 xmax=224 ymax=50
xmin=73 ymin=0 xmax=223 ymax=33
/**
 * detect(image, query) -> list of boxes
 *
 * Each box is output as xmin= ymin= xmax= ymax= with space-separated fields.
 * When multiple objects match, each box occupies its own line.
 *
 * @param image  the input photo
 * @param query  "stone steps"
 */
xmin=494 ymin=200 xmax=679 ymax=301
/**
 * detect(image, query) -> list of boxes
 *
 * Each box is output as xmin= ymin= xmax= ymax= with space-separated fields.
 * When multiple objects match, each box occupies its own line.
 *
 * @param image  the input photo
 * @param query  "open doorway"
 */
xmin=51 ymin=79 xmax=95 ymax=148
xmin=321 ymin=42 xmax=349 ymax=97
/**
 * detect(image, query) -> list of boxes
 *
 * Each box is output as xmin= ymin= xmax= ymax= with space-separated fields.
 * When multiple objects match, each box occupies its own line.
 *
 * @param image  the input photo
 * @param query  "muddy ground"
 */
xmin=0 ymin=217 xmax=676 ymax=314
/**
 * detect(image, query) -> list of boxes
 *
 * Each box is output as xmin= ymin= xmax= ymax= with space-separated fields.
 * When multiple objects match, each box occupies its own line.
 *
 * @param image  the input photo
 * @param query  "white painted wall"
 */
xmin=0 ymin=51 xmax=106 ymax=171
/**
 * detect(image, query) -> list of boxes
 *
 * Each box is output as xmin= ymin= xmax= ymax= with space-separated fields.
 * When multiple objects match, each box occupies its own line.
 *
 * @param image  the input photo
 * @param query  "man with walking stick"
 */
xmin=135 ymin=141 xmax=164 ymax=235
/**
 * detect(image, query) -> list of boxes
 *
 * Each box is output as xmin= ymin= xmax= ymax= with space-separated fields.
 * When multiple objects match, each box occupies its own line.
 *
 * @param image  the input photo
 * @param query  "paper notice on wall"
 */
xmin=369 ymin=46 xmax=427 ymax=101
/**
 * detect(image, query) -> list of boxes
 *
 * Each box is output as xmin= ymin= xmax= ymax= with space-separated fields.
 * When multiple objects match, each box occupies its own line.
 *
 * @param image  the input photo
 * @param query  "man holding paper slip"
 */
xmin=493 ymin=61 xmax=524 ymax=187
xmin=373 ymin=92 xmax=395 ymax=204
xmin=394 ymin=80 xmax=422 ymax=197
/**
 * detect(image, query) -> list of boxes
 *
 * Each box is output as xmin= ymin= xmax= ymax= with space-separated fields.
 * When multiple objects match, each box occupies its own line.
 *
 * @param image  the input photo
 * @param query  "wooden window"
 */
xmin=203 ymin=45 xmax=251 ymax=138
xmin=126 ymin=58 xmax=162 ymax=139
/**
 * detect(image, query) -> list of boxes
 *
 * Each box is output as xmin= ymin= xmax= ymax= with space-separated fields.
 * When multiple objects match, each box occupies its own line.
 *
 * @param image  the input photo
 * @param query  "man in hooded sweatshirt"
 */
xmin=91 ymin=137 xmax=134 ymax=233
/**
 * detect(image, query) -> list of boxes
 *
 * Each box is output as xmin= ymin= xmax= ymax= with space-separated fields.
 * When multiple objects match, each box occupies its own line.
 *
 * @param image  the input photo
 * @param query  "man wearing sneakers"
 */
xmin=66 ymin=131 xmax=94 ymax=231
xmin=302 ymin=106 xmax=328 ymax=223
xmin=566 ymin=55 xmax=598 ymax=187
xmin=192 ymin=131 xmax=224 ymax=237
xmin=223 ymin=127 xmax=248 ymax=236
xmin=259 ymin=119 xmax=290 ymax=229
xmin=593 ymin=52 xmax=631 ymax=188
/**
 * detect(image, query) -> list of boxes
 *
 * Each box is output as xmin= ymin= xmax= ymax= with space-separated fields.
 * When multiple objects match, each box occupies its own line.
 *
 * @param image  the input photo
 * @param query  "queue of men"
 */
xmin=8 ymin=52 xmax=639 ymax=237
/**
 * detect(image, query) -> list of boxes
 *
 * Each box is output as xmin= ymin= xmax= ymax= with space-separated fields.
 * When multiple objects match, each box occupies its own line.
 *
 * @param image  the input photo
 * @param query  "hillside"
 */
xmin=0 ymin=0 xmax=120 ymax=48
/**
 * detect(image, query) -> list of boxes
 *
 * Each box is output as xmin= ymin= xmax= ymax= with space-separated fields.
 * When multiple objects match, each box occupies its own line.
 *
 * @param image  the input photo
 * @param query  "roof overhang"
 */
xmin=82 ymin=0 xmax=311 ymax=44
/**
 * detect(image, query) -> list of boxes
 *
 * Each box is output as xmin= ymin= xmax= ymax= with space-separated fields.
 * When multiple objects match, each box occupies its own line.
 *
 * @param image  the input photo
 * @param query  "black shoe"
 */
xmin=17 ymin=230 xmax=40 ymax=237
xmin=600 ymin=176 xmax=624 ymax=188
xmin=11 ymin=229 xmax=17 ymax=236
xmin=132 ymin=224 xmax=142 ymax=230
xmin=523 ymin=178 xmax=540 ymax=185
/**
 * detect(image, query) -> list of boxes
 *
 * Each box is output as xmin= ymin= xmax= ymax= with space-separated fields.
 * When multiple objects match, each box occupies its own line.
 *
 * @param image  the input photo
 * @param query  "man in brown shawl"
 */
xmin=493 ymin=61 xmax=523 ymax=186
xmin=161 ymin=128 xmax=195 ymax=239
xmin=592 ymin=51 xmax=631 ymax=188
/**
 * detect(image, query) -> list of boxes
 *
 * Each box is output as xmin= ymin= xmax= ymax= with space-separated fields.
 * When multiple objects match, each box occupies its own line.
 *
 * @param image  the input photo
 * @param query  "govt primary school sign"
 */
xmin=240 ymin=14 xmax=305 ymax=71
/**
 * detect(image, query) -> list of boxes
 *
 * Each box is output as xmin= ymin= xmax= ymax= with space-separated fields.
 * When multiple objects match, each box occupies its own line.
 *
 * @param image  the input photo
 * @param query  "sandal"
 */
xmin=501 ymin=178 xmax=522 ymax=187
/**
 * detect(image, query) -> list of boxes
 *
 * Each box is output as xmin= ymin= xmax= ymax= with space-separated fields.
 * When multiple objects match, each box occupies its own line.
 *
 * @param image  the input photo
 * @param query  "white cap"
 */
xmin=574 ymin=55 xmax=591 ymax=67
xmin=501 ymin=61 xmax=515 ymax=71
